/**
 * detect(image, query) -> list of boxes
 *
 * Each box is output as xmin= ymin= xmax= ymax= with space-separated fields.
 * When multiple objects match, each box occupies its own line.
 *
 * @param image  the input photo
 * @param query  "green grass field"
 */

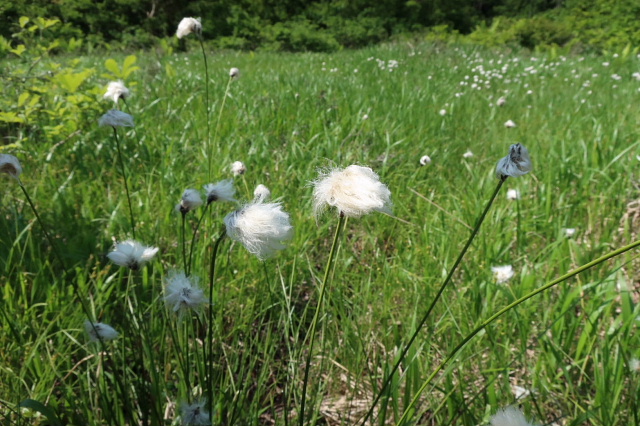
xmin=2 ymin=41 xmax=640 ymax=426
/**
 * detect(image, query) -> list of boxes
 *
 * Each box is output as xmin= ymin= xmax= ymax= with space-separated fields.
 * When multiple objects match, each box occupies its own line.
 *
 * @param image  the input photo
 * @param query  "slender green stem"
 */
xmin=198 ymin=37 xmax=211 ymax=180
xmin=208 ymin=230 xmax=226 ymax=418
xmin=360 ymin=177 xmax=505 ymax=426
xmin=210 ymin=76 xmax=233 ymax=180
xmin=112 ymin=127 xmax=136 ymax=239
xmin=397 ymin=237 xmax=640 ymax=426
xmin=181 ymin=212 xmax=188 ymax=273
xmin=300 ymin=214 xmax=346 ymax=426
xmin=187 ymin=203 xmax=212 ymax=276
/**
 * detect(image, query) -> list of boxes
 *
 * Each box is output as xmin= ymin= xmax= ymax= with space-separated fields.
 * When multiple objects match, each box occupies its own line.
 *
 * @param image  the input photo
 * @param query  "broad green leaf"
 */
xmin=18 ymin=92 xmax=29 ymax=107
xmin=53 ymin=69 xmax=94 ymax=92
xmin=104 ymin=58 xmax=120 ymax=77
xmin=10 ymin=44 xmax=26 ymax=56
xmin=19 ymin=16 xmax=29 ymax=28
xmin=19 ymin=399 xmax=62 ymax=426
xmin=123 ymin=55 xmax=137 ymax=70
xmin=0 ymin=112 xmax=24 ymax=123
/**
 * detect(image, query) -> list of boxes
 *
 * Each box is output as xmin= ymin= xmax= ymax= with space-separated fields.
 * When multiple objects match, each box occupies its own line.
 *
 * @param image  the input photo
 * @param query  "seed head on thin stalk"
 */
xmin=229 ymin=67 xmax=240 ymax=79
xmin=107 ymin=240 xmax=158 ymax=270
xmin=176 ymin=17 xmax=202 ymax=39
xmin=231 ymin=161 xmax=246 ymax=176
xmin=163 ymin=271 xmax=207 ymax=316
xmin=180 ymin=399 xmax=210 ymax=425
xmin=312 ymin=164 xmax=392 ymax=218
xmin=104 ymin=81 xmax=130 ymax=104
xmin=204 ymin=179 xmax=236 ymax=204
xmin=496 ymin=143 xmax=532 ymax=179
xmin=490 ymin=407 xmax=537 ymax=426
xmin=253 ymin=184 xmax=271 ymax=203
xmin=177 ymin=189 xmax=203 ymax=214
xmin=84 ymin=321 xmax=119 ymax=342
xmin=0 ymin=154 xmax=22 ymax=179
xmin=224 ymin=202 xmax=294 ymax=260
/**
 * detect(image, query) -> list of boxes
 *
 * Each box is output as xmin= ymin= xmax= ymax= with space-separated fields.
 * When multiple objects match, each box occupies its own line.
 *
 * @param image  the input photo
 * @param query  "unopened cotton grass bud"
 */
xmin=99 ymin=110 xmax=134 ymax=127
xmin=103 ymin=80 xmax=130 ymax=103
xmin=224 ymin=202 xmax=294 ymax=260
xmin=496 ymin=143 xmax=532 ymax=179
xmin=84 ymin=320 xmax=119 ymax=342
xmin=312 ymin=165 xmax=392 ymax=218
xmin=107 ymin=240 xmax=158 ymax=270
xmin=231 ymin=161 xmax=246 ymax=176
xmin=204 ymin=179 xmax=236 ymax=204
xmin=0 ymin=154 xmax=22 ymax=179
xmin=420 ymin=155 xmax=432 ymax=166
xmin=253 ymin=184 xmax=271 ymax=203
xmin=176 ymin=17 xmax=202 ymax=39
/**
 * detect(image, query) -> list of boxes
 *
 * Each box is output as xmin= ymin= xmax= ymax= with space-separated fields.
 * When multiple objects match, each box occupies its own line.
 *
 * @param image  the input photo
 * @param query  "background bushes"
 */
xmin=0 ymin=0 xmax=639 ymax=52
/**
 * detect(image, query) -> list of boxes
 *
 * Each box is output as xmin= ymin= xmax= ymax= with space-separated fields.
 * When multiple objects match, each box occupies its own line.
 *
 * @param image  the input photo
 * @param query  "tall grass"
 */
xmin=1 ymin=42 xmax=640 ymax=425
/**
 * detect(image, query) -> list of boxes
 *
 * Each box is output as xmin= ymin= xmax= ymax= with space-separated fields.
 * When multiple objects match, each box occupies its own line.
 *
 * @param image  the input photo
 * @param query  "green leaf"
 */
xmin=19 ymin=16 xmax=29 ymax=28
xmin=53 ymin=69 xmax=94 ymax=92
xmin=18 ymin=92 xmax=29 ymax=107
xmin=10 ymin=44 xmax=26 ymax=57
xmin=19 ymin=399 xmax=62 ymax=426
xmin=104 ymin=58 xmax=120 ymax=77
xmin=123 ymin=54 xmax=137 ymax=70
xmin=0 ymin=112 xmax=24 ymax=123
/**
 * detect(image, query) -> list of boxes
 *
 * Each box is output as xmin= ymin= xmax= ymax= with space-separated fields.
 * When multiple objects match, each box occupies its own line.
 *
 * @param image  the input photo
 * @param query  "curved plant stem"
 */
xmin=207 ymin=230 xmax=226 ymax=418
xmin=113 ymin=127 xmax=136 ymax=239
xmin=300 ymin=213 xmax=346 ymax=426
xmin=360 ymin=177 xmax=506 ymax=426
xmin=197 ymin=36 xmax=212 ymax=181
xmin=397 ymin=237 xmax=640 ymax=426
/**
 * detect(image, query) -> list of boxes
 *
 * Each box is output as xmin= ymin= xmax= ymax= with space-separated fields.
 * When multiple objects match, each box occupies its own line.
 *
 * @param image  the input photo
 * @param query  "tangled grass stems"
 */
xmin=360 ymin=177 xmax=506 ymax=426
xmin=210 ymin=74 xmax=234 ymax=180
xmin=207 ymin=230 xmax=227 ymax=417
xmin=396 ymin=237 xmax=640 ymax=426
xmin=112 ymin=127 xmax=136 ymax=239
xmin=299 ymin=213 xmax=346 ymax=426
xmin=17 ymin=178 xmax=133 ymax=424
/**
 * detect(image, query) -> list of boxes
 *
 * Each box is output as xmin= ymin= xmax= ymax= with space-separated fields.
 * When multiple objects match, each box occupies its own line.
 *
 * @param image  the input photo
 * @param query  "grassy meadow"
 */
xmin=2 ymin=40 xmax=640 ymax=426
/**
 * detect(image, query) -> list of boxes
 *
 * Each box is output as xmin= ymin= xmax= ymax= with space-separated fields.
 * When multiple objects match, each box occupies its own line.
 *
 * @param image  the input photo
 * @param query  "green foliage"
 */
xmin=0 ymin=16 xmax=137 ymax=149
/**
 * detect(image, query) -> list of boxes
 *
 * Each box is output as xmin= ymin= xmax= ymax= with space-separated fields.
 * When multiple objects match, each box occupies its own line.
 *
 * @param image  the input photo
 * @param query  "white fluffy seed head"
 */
xmin=99 ymin=109 xmax=134 ymax=127
xmin=496 ymin=143 xmax=532 ymax=179
xmin=490 ymin=406 xmax=536 ymax=426
xmin=462 ymin=150 xmax=474 ymax=158
xmin=107 ymin=240 xmax=158 ymax=270
xmin=313 ymin=165 xmax=392 ymax=218
xmin=176 ymin=17 xmax=202 ymax=39
xmin=179 ymin=188 xmax=203 ymax=213
xmin=253 ymin=184 xmax=271 ymax=203
xmin=506 ymin=188 xmax=520 ymax=200
xmin=229 ymin=67 xmax=240 ymax=78
xmin=504 ymin=119 xmax=517 ymax=128
xmin=492 ymin=265 xmax=515 ymax=284
xmin=0 ymin=154 xmax=22 ymax=179
xmin=497 ymin=96 xmax=507 ymax=106
xmin=231 ymin=161 xmax=246 ymax=176
xmin=204 ymin=179 xmax=236 ymax=204
xmin=180 ymin=399 xmax=210 ymax=426
xmin=224 ymin=202 xmax=294 ymax=260
xmin=103 ymin=80 xmax=130 ymax=103
xmin=164 ymin=271 xmax=206 ymax=315
xmin=84 ymin=321 xmax=119 ymax=342
xmin=439 ymin=109 xmax=447 ymax=116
